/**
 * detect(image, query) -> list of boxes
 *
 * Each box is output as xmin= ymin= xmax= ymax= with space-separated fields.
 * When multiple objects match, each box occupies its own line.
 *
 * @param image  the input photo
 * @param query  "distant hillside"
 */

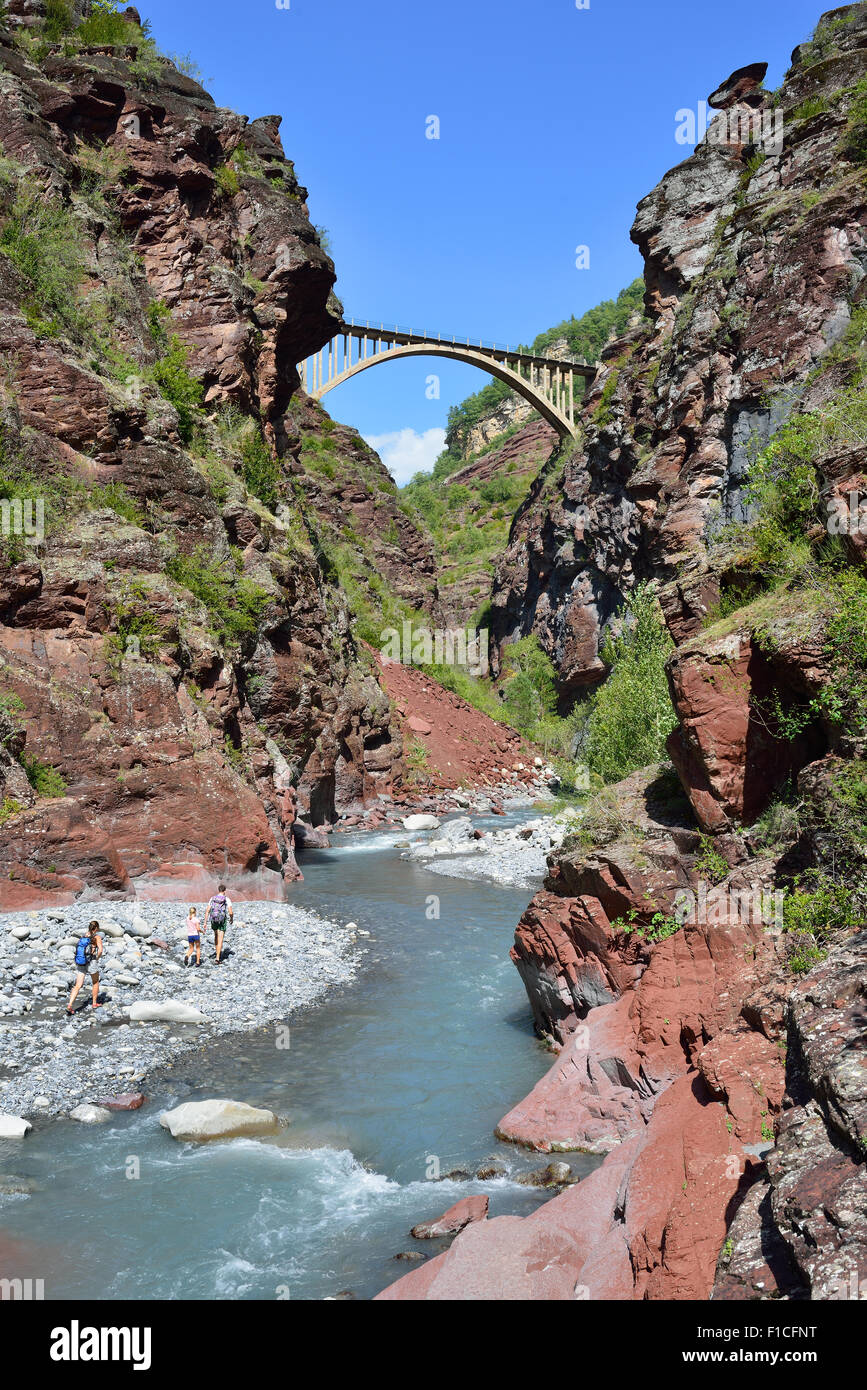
xmin=441 ymin=279 xmax=647 ymax=461
xmin=400 ymin=279 xmax=647 ymax=624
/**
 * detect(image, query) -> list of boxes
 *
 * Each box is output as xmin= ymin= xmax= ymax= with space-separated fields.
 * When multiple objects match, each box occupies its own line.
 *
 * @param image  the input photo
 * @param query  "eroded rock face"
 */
xmin=498 ymin=768 xmax=784 ymax=1157
xmin=410 ymin=1194 xmax=488 ymax=1239
xmin=491 ymin=5 xmax=867 ymax=701
xmin=666 ymin=602 xmax=830 ymax=829
xmin=715 ymin=931 xmax=867 ymax=1302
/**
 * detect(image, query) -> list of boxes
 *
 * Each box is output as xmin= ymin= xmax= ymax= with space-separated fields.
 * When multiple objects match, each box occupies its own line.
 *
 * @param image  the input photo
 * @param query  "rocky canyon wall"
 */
xmin=0 ymin=2 xmax=442 ymax=905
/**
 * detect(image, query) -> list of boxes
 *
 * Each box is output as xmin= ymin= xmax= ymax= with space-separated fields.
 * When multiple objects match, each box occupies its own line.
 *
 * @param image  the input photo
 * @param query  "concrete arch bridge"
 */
xmin=299 ymin=320 xmax=599 ymax=440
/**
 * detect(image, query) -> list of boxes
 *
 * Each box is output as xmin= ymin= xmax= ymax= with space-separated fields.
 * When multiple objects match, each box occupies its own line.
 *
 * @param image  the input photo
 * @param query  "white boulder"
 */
xmin=125 ymin=916 xmax=153 ymax=938
xmin=69 ymin=1105 xmax=111 ymax=1124
xmin=128 ymin=1001 xmax=207 ymax=1024
xmin=0 ymin=1115 xmax=32 ymax=1137
xmin=160 ymin=1099 xmax=280 ymax=1143
xmin=402 ymin=814 xmax=440 ymax=831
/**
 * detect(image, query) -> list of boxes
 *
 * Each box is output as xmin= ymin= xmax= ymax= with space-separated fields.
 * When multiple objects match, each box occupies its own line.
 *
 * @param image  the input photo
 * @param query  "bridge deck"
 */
xmin=337 ymin=321 xmax=597 ymax=379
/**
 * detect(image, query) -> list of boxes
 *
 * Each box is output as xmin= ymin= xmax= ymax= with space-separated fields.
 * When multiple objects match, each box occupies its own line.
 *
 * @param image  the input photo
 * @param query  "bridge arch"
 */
xmin=299 ymin=324 xmax=596 ymax=441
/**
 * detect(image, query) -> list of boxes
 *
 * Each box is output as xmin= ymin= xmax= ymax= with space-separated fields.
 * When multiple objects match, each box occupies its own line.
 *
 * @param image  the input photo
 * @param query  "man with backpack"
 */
xmin=67 ymin=920 xmax=103 ymax=1014
xmin=204 ymin=884 xmax=233 ymax=964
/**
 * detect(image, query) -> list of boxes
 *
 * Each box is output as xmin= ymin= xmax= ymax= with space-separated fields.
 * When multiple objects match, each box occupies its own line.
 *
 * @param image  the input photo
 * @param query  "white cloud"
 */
xmin=364 ymin=427 xmax=446 ymax=486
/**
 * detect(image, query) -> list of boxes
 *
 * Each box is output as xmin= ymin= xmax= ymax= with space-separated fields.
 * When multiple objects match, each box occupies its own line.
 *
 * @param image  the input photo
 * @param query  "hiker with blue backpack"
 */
xmin=204 ymin=884 xmax=233 ymax=964
xmin=66 ymin=920 xmax=103 ymax=1015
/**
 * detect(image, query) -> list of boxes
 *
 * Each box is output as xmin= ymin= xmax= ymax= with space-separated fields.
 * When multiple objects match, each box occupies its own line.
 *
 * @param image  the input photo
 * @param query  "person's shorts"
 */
xmin=77 ymin=963 xmax=99 ymax=979
xmin=211 ymin=921 xmax=227 ymax=934
xmin=187 ymin=934 xmax=200 ymax=943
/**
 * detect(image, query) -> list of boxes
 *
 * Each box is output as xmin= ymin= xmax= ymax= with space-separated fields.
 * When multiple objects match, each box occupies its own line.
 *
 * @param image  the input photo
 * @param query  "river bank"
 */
xmin=0 ymin=900 xmax=360 ymax=1121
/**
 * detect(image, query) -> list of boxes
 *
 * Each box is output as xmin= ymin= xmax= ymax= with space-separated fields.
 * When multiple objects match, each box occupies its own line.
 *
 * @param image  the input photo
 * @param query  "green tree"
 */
xmin=583 ymin=583 xmax=677 ymax=783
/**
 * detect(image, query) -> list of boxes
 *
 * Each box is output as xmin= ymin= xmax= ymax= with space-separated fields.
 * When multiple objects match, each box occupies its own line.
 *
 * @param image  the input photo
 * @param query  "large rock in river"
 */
xmin=411 ymin=1194 xmax=489 ymax=1240
xmin=160 ymin=1099 xmax=280 ymax=1142
xmin=0 ymin=1115 xmax=32 ymax=1138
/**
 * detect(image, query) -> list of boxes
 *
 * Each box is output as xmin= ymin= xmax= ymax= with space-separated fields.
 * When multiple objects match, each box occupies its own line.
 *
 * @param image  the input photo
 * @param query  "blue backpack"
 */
xmin=74 ymin=936 xmax=93 ymax=968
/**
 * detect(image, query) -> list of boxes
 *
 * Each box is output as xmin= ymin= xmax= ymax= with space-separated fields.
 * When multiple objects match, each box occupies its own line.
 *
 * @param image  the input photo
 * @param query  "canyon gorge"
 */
xmin=0 ymin=0 xmax=866 ymax=1306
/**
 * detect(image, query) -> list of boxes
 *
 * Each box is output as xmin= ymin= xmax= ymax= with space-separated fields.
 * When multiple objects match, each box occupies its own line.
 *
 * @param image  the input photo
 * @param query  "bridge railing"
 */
xmin=341 ymin=319 xmax=590 ymax=365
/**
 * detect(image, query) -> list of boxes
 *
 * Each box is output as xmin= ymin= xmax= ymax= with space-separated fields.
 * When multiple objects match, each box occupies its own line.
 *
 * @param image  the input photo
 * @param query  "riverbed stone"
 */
xmin=160 ymin=1099 xmax=280 ymax=1142
xmin=97 ymin=1092 xmax=145 ymax=1111
xmin=0 ymin=1115 xmax=32 ymax=1137
xmin=126 ymin=916 xmax=154 ymax=938
xmin=128 ymin=1001 xmax=208 ymax=1024
xmin=69 ymin=1104 xmax=112 ymax=1124
xmin=411 ymin=1194 xmax=489 ymax=1239
xmin=402 ymin=814 xmax=440 ymax=831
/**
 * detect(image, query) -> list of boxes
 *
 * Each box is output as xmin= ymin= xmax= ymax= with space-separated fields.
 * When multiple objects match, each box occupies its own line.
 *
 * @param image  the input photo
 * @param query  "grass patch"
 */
xmin=214 ymin=163 xmax=240 ymax=198
xmin=0 ymin=797 xmax=23 ymax=825
xmin=148 ymin=300 xmax=204 ymax=442
xmin=0 ymin=185 xmax=89 ymax=341
xmin=782 ymin=869 xmax=862 ymax=974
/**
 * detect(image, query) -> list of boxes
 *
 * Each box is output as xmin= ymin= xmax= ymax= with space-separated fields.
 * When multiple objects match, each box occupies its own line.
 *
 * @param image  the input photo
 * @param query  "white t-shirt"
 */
xmin=206 ymin=896 xmax=233 ymax=926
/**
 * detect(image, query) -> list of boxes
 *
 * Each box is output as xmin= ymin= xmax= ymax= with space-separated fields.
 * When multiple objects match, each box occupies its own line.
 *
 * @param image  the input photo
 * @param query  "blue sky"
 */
xmin=142 ymin=0 xmax=828 ymax=481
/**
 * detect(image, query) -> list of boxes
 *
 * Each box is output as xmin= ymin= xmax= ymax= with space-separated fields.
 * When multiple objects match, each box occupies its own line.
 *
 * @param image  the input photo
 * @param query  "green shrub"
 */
xmin=800 ymin=12 xmax=851 ymax=67
xmin=76 ymin=0 xmax=138 ymax=45
xmin=781 ymin=866 xmax=862 ymax=975
xmin=44 ymin=0 xmax=75 ymax=40
xmin=21 ymin=755 xmax=67 ymax=798
xmin=695 ymin=834 xmax=729 ymax=884
xmin=240 ymin=429 xmax=280 ymax=511
xmin=791 ymin=95 xmax=828 ymax=122
xmin=569 ymin=786 xmax=627 ymax=849
xmin=104 ymin=579 xmax=163 ymax=667
xmin=777 ymin=568 xmax=867 ymax=740
xmin=214 ymin=163 xmax=240 ymax=198
xmin=500 ymin=635 xmax=558 ymax=732
xmin=582 ymin=583 xmax=677 ymax=784
xmin=0 ymin=689 xmax=24 ymax=737
xmin=843 ymin=78 xmax=867 ymax=161
xmin=783 ymin=869 xmax=862 ymax=941
xmin=611 ymin=906 xmax=683 ymax=944
xmin=404 ymin=736 xmax=432 ymax=785
xmin=147 ymin=302 xmax=204 ymax=442
xmin=90 ymin=482 xmax=146 ymax=527
xmin=592 ymin=368 xmax=620 ymax=428
xmin=740 ymin=381 xmax=867 ymax=585
xmin=750 ymin=796 xmax=801 ymax=851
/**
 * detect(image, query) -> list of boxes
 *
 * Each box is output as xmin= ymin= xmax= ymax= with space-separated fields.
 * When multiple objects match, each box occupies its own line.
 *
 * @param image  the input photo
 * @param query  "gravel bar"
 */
xmin=0 ymin=900 xmax=361 ymax=1120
